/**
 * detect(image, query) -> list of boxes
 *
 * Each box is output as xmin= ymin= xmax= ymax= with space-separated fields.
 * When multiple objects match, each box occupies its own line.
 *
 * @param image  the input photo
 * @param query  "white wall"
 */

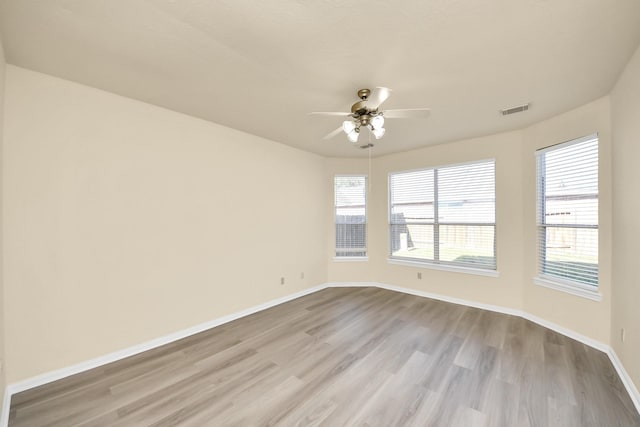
xmin=611 ymin=44 xmax=640 ymax=391
xmin=2 ymin=66 xmax=328 ymax=383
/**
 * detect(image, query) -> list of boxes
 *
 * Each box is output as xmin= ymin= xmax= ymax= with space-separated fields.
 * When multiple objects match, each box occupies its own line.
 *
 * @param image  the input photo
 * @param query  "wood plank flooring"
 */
xmin=8 ymin=287 xmax=640 ymax=426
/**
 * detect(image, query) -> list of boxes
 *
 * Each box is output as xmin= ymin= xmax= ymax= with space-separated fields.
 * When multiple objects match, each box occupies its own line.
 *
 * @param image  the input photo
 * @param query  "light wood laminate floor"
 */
xmin=9 ymin=287 xmax=640 ymax=426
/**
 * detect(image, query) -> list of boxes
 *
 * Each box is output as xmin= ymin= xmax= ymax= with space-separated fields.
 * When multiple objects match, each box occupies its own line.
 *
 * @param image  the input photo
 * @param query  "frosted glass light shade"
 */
xmin=372 ymin=127 xmax=385 ymax=139
xmin=347 ymin=130 xmax=359 ymax=143
xmin=371 ymin=115 xmax=385 ymax=130
xmin=343 ymin=120 xmax=356 ymax=134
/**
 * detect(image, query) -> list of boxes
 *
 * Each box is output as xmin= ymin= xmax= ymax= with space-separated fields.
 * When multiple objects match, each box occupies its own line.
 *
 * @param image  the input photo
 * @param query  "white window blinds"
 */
xmin=389 ymin=160 xmax=496 ymax=270
xmin=335 ymin=176 xmax=367 ymax=257
xmin=536 ymin=135 xmax=598 ymax=287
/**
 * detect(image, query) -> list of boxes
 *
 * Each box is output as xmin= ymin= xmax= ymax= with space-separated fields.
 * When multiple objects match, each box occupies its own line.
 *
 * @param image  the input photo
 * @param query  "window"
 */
xmin=536 ymin=135 xmax=598 ymax=292
xmin=335 ymin=176 xmax=367 ymax=258
xmin=389 ymin=160 xmax=496 ymax=271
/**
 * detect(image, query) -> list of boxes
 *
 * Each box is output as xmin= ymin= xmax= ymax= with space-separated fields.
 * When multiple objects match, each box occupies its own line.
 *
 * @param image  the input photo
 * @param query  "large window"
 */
xmin=536 ymin=135 xmax=598 ymax=290
xmin=389 ymin=160 xmax=496 ymax=270
xmin=335 ymin=176 xmax=367 ymax=258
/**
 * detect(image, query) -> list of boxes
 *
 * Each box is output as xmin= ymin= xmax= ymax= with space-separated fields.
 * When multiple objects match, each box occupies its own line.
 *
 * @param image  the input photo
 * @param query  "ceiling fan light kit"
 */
xmin=311 ymin=87 xmax=430 ymax=146
xmin=342 ymin=112 xmax=385 ymax=143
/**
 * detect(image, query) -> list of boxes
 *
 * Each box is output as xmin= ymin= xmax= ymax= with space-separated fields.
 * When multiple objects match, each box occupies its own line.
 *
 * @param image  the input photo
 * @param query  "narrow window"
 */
xmin=335 ymin=176 xmax=367 ymax=258
xmin=536 ymin=135 xmax=598 ymax=289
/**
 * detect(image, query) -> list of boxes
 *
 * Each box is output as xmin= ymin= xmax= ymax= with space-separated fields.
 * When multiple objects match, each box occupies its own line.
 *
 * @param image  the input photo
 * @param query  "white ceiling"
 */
xmin=1 ymin=1 xmax=639 ymax=158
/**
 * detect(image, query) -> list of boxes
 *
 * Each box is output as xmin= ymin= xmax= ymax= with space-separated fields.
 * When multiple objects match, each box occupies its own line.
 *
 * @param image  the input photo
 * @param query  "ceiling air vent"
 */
xmin=500 ymin=103 xmax=530 ymax=116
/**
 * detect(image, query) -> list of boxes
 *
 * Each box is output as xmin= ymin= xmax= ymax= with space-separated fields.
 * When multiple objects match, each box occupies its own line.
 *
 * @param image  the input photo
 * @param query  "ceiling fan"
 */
xmin=310 ymin=87 xmax=430 ymax=145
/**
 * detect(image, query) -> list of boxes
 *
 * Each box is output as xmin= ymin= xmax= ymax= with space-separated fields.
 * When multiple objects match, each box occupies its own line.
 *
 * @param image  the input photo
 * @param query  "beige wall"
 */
xmin=372 ymin=132 xmax=525 ymax=310
xmin=328 ymin=131 xmax=526 ymax=310
xmin=326 ymin=157 xmax=375 ymax=283
xmin=611 ymin=44 xmax=640 ymax=389
xmin=0 ymin=51 xmax=636 ymax=394
xmin=328 ymin=97 xmax=613 ymax=344
xmin=522 ymin=97 xmax=612 ymax=344
xmin=2 ymin=66 xmax=328 ymax=383
xmin=0 ymin=32 xmax=6 ymax=407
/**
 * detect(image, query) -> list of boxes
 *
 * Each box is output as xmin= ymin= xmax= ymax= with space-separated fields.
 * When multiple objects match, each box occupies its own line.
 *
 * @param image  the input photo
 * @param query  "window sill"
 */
xmin=533 ymin=276 xmax=602 ymax=302
xmin=333 ymin=256 xmax=369 ymax=262
xmin=387 ymin=258 xmax=499 ymax=277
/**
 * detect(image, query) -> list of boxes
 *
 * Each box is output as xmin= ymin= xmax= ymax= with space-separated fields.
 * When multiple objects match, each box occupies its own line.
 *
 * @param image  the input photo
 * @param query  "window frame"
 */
xmin=534 ymin=133 xmax=601 ymax=301
xmin=333 ymin=174 xmax=368 ymax=261
xmin=387 ymin=159 xmax=497 ymax=274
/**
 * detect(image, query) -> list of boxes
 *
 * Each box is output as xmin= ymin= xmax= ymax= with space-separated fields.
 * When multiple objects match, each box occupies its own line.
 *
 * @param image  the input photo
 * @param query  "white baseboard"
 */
xmin=520 ymin=310 xmax=609 ymax=353
xmin=0 ymin=390 xmax=9 ymax=427
xmin=330 ymin=281 xmax=608 ymax=351
xmin=0 ymin=283 xmax=326 ymax=427
xmin=608 ymin=347 xmax=640 ymax=412
xmin=2 ymin=281 xmax=639 ymax=426
xmin=331 ymin=281 xmax=522 ymax=317
xmin=328 ymin=281 xmax=638 ymax=413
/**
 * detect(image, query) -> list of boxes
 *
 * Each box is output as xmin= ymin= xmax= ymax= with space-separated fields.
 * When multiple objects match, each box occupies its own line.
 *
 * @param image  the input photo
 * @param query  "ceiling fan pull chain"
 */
xmin=368 ymin=131 xmax=372 ymax=194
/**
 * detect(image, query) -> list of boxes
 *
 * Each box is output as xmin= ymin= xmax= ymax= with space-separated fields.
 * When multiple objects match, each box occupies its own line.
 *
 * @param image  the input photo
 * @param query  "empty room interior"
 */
xmin=1 ymin=1 xmax=640 ymax=426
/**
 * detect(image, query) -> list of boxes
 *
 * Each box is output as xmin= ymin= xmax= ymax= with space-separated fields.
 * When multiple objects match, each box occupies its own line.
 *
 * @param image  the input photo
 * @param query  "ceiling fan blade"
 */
xmin=365 ymin=87 xmax=392 ymax=109
xmin=309 ymin=112 xmax=351 ymax=117
xmin=383 ymin=108 xmax=431 ymax=119
xmin=323 ymin=126 xmax=344 ymax=140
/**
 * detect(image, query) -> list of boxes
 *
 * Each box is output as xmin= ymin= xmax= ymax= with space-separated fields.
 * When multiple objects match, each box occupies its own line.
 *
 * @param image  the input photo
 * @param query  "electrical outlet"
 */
xmin=280 ymin=277 xmax=285 ymax=285
xmin=301 ymin=272 xmax=305 ymax=279
xmin=621 ymin=328 xmax=626 ymax=343
xmin=417 ymin=272 xmax=422 ymax=280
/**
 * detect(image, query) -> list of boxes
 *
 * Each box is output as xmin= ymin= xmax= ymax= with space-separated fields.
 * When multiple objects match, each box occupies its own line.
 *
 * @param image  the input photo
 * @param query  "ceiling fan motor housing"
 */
xmin=357 ymin=88 xmax=370 ymax=100
xmin=351 ymin=100 xmax=369 ymax=115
